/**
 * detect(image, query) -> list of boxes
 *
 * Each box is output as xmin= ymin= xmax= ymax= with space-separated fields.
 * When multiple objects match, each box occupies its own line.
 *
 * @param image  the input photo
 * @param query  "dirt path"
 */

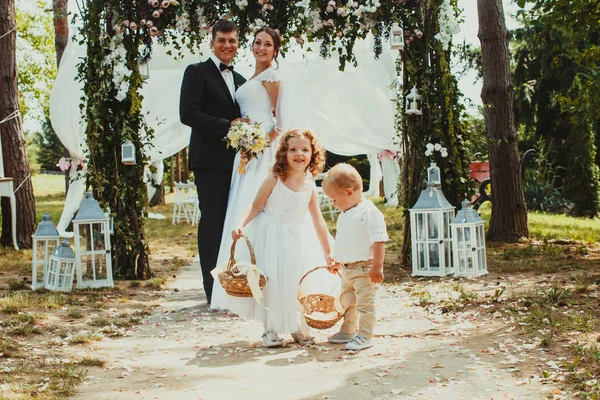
xmin=73 ymin=264 xmax=561 ymax=400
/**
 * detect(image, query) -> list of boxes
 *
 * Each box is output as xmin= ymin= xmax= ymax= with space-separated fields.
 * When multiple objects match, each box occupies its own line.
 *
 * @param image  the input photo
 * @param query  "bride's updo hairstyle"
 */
xmin=253 ymin=26 xmax=281 ymax=67
xmin=272 ymin=129 xmax=326 ymax=181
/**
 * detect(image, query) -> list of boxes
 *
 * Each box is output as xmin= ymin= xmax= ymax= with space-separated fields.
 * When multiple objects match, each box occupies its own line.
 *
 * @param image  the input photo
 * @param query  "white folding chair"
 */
xmin=315 ymin=173 xmax=340 ymax=221
xmin=172 ymin=182 xmax=200 ymax=225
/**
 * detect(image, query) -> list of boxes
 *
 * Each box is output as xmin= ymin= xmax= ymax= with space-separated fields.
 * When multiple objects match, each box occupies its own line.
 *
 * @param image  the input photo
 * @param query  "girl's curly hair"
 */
xmin=272 ymin=129 xmax=326 ymax=181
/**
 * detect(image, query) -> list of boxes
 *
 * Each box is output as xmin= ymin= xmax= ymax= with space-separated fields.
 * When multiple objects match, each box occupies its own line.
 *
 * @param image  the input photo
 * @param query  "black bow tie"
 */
xmin=219 ymin=63 xmax=234 ymax=72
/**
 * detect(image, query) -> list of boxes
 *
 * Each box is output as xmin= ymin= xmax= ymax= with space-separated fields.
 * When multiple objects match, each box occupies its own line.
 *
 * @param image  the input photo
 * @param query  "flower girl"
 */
xmin=212 ymin=129 xmax=334 ymax=348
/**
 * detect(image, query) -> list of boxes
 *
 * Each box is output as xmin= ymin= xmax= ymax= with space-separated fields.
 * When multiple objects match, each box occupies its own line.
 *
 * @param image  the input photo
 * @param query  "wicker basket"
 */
xmin=298 ymin=266 xmax=344 ymax=330
xmin=218 ymin=234 xmax=268 ymax=297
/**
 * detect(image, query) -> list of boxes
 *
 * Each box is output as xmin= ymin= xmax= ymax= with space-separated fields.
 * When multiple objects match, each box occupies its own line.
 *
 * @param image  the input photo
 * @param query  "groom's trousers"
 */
xmin=193 ymin=168 xmax=232 ymax=305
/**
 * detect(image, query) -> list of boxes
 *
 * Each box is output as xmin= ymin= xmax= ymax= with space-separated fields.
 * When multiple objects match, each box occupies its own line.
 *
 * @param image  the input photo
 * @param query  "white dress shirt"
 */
xmin=333 ymin=199 xmax=389 ymax=263
xmin=210 ymin=55 xmax=235 ymax=101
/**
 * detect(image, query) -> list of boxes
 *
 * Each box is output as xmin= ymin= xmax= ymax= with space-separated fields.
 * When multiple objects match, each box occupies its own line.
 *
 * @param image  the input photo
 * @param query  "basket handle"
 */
xmin=298 ymin=265 xmax=341 ymax=287
xmin=227 ymin=233 xmax=257 ymax=272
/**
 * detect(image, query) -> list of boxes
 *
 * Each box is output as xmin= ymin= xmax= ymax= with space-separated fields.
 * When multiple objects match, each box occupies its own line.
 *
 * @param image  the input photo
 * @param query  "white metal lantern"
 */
xmin=45 ymin=239 xmax=76 ymax=292
xmin=451 ymin=199 xmax=488 ymax=277
xmin=405 ymin=86 xmax=422 ymax=115
xmin=31 ymin=213 xmax=60 ymax=290
xmin=390 ymin=22 xmax=404 ymax=50
xmin=73 ymin=192 xmax=114 ymax=289
xmin=410 ymin=181 xmax=455 ymax=276
xmin=121 ymin=140 xmax=136 ymax=165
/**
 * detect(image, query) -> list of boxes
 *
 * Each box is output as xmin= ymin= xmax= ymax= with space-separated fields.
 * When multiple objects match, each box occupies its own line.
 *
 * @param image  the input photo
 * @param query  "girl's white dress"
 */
xmin=212 ymin=178 xmax=337 ymax=335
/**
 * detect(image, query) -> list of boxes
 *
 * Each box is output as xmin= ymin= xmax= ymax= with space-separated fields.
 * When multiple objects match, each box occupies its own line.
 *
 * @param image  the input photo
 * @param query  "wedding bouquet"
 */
xmin=225 ymin=119 xmax=268 ymax=174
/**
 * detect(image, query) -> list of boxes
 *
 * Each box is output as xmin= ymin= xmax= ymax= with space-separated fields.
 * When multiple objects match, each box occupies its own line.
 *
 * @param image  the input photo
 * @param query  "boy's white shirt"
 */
xmin=333 ymin=199 xmax=389 ymax=263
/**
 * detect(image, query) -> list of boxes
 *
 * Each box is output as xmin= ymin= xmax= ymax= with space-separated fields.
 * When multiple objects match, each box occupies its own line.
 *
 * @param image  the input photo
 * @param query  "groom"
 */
xmin=179 ymin=20 xmax=246 ymax=305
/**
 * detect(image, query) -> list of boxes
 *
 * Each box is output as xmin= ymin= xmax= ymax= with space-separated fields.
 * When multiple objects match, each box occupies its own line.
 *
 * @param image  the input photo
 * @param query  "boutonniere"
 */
xmin=236 ymin=83 xmax=243 ymax=89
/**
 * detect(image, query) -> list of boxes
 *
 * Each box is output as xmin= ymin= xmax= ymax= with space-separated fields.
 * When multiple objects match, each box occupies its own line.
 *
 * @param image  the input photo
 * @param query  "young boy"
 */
xmin=322 ymin=163 xmax=388 ymax=350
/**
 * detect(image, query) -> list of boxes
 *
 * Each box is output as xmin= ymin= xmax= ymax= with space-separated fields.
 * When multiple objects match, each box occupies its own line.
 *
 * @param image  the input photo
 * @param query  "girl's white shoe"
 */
xmin=262 ymin=330 xmax=284 ymax=348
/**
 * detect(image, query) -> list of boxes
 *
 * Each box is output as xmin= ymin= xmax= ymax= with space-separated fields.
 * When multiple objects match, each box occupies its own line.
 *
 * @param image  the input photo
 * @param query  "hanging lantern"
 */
xmin=451 ymin=199 xmax=488 ymax=277
xmin=121 ymin=140 xmax=136 ymax=165
xmin=45 ymin=239 xmax=76 ymax=292
xmin=405 ymin=86 xmax=422 ymax=115
xmin=138 ymin=59 xmax=150 ymax=80
xmin=409 ymin=181 xmax=455 ymax=277
xmin=31 ymin=213 xmax=60 ymax=290
xmin=427 ymin=161 xmax=441 ymax=187
xmin=73 ymin=192 xmax=114 ymax=289
xmin=389 ymin=22 xmax=404 ymax=50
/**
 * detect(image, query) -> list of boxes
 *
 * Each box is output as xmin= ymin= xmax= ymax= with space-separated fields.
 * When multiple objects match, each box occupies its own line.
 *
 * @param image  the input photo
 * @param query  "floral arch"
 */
xmin=73 ymin=0 xmax=468 ymax=278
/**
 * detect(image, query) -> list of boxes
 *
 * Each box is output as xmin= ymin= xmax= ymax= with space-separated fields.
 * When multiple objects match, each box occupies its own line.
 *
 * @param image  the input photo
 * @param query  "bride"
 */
xmin=211 ymin=26 xmax=282 ymax=307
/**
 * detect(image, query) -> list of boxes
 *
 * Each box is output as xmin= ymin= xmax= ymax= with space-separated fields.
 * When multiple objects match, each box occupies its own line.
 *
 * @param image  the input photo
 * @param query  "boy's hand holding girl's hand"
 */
xmin=369 ymin=266 xmax=384 ymax=284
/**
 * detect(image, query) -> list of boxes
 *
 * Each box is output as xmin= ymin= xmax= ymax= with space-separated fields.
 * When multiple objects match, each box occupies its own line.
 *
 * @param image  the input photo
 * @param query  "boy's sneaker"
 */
xmin=328 ymin=331 xmax=356 ymax=344
xmin=262 ymin=331 xmax=283 ymax=348
xmin=345 ymin=335 xmax=372 ymax=351
xmin=291 ymin=331 xmax=315 ymax=346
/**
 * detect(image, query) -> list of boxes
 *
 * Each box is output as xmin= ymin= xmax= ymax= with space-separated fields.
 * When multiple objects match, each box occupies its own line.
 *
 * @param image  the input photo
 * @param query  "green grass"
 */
xmin=478 ymin=202 xmax=600 ymax=243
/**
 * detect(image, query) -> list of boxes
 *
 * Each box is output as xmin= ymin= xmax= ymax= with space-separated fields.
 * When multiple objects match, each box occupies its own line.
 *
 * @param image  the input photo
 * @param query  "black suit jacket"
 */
xmin=179 ymin=60 xmax=246 ymax=171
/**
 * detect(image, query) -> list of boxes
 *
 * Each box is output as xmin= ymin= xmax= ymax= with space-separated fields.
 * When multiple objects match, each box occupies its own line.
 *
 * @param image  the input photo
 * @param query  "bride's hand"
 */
xmin=268 ymin=129 xmax=279 ymax=144
xmin=240 ymin=152 xmax=254 ymax=163
xmin=232 ymin=227 xmax=243 ymax=240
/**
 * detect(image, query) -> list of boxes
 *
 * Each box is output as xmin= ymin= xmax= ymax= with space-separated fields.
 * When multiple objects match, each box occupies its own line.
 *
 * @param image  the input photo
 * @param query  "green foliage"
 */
xmin=512 ymin=0 xmax=600 ymax=216
xmin=399 ymin=0 xmax=473 ymax=210
xmin=15 ymin=0 xmax=56 ymax=131
xmin=32 ymin=118 xmax=66 ymax=171
xmin=523 ymin=140 xmax=568 ymax=213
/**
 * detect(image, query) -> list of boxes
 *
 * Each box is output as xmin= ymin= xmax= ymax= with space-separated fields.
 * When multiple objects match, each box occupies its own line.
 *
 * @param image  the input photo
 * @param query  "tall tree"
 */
xmin=52 ymin=0 xmax=68 ymax=66
xmin=0 ymin=0 xmax=36 ymax=248
xmin=52 ymin=0 xmax=70 ymax=192
xmin=477 ymin=0 xmax=529 ymax=241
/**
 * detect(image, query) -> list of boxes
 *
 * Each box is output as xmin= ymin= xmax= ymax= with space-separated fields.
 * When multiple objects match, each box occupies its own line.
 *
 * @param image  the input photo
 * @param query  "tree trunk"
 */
xmin=52 ymin=0 xmax=68 ymax=67
xmin=169 ymin=156 xmax=175 ymax=193
xmin=477 ymin=0 xmax=528 ymax=241
xmin=149 ymin=182 xmax=165 ymax=206
xmin=0 ymin=0 xmax=36 ymax=248
xmin=52 ymin=0 xmax=70 ymax=194
xmin=182 ymin=147 xmax=189 ymax=183
xmin=175 ymin=151 xmax=181 ymax=183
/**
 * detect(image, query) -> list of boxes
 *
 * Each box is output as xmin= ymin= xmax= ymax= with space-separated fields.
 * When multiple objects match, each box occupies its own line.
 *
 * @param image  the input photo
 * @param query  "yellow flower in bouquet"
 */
xmin=225 ymin=120 xmax=269 ymax=174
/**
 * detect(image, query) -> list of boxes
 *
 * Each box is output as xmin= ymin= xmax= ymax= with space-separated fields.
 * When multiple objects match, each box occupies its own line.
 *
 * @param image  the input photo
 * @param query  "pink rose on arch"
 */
xmin=146 ymin=20 xmax=154 ymax=28
xmin=151 ymin=0 xmax=159 ymax=7
xmin=150 ymin=26 xmax=158 ymax=36
xmin=152 ymin=10 xmax=160 ymax=18
xmin=129 ymin=22 xmax=138 ymax=30
xmin=56 ymin=157 xmax=70 ymax=172
xmin=161 ymin=0 xmax=169 ymax=7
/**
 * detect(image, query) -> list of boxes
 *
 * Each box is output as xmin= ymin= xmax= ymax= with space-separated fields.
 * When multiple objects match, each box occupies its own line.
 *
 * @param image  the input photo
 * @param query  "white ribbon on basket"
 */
xmin=212 ymin=260 xmax=268 ymax=309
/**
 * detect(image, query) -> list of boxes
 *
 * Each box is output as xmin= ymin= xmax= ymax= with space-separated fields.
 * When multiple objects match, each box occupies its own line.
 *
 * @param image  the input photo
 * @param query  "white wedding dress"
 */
xmin=210 ymin=67 xmax=281 ymax=308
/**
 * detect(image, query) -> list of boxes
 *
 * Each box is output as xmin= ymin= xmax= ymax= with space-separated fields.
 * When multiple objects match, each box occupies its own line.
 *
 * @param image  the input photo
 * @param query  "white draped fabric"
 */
xmin=49 ymin=34 xmax=402 ymax=235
